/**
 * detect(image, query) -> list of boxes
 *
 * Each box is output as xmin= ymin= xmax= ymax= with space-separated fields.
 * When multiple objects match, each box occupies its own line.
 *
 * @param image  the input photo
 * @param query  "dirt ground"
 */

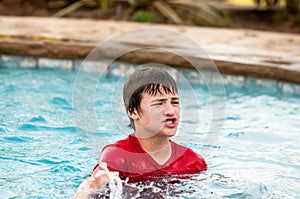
xmin=0 ymin=0 xmax=299 ymax=34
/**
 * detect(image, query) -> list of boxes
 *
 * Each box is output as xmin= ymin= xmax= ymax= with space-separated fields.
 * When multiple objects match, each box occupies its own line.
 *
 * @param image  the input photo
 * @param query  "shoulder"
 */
xmin=104 ymin=134 xmax=136 ymax=150
xmin=171 ymin=141 xmax=207 ymax=169
xmin=102 ymin=134 xmax=131 ymax=152
xmin=100 ymin=134 xmax=137 ymax=163
xmin=171 ymin=141 xmax=196 ymax=156
xmin=101 ymin=136 xmax=127 ymax=154
xmin=97 ymin=136 xmax=131 ymax=172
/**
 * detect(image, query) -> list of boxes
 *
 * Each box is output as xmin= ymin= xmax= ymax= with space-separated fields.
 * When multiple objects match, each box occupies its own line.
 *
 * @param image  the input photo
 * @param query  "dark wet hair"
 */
xmin=123 ymin=67 xmax=178 ymax=129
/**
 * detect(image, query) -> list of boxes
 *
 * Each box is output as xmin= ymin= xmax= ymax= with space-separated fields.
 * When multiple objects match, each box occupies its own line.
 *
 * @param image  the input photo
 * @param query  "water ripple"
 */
xmin=51 ymin=96 xmax=72 ymax=109
xmin=37 ymin=158 xmax=70 ymax=165
xmin=0 ymin=127 xmax=8 ymax=134
xmin=29 ymin=116 xmax=47 ymax=123
xmin=1 ymin=136 xmax=36 ymax=143
xmin=18 ymin=124 xmax=77 ymax=133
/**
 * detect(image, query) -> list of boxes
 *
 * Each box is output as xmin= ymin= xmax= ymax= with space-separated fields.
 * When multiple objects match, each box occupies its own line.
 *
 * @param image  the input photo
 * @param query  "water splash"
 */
xmin=99 ymin=162 xmax=123 ymax=199
xmin=89 ymin=171 xmax=274 ymax=199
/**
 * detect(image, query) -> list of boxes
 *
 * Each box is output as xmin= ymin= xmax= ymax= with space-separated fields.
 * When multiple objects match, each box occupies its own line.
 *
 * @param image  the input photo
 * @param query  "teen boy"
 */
xmin=72 ymin=67 xmax=207 ymax=198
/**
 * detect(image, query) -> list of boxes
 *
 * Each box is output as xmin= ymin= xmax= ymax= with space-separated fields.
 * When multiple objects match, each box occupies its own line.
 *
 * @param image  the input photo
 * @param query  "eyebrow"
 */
xmin=151 ymin=97 xmax=180 ymax=103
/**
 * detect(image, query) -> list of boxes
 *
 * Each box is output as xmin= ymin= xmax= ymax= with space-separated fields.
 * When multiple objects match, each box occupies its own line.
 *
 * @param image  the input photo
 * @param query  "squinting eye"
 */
xmin=172 ymin=101 xmax=179 ymax=104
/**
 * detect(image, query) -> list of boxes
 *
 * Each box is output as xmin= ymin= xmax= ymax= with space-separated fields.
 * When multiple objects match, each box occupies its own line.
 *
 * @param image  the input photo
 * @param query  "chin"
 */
xmin=160 ymin=129 xmax=177 ymax=137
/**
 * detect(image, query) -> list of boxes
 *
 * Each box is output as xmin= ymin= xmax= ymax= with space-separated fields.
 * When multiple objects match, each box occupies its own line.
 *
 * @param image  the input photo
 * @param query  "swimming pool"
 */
xmin=0 ymin=62 xmax=299 ymax=198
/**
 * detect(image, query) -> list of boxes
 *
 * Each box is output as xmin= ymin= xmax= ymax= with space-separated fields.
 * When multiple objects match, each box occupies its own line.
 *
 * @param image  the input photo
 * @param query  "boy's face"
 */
xmin=131 ymin=88 xmax=180 ymax=138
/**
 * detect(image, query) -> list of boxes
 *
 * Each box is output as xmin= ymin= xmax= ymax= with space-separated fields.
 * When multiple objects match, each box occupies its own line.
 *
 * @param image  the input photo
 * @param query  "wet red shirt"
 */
xmin=94 ymin=134 xmax=207 ymax=182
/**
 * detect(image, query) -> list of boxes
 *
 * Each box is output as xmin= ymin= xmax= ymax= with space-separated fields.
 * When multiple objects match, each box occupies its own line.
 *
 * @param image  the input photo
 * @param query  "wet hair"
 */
xmin=123 ymin=67 xmax=178 ymax=129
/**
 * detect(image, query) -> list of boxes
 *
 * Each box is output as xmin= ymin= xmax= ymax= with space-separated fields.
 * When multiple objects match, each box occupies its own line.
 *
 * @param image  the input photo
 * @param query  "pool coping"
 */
xmin=0 ymin=16 xmax=300 ymax=85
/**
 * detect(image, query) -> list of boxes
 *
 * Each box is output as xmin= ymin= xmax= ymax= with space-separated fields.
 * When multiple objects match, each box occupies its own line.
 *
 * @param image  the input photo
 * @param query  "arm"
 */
xmin=72 ymin=146 xmax=123 ymax=198
xmin=71 ymin=167 xmax=109 ymax=199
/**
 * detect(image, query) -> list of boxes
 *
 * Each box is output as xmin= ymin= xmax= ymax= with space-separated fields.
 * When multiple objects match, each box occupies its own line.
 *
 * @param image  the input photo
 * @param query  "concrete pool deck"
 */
xmin=0 ymin=16 xmax=300 ymax=84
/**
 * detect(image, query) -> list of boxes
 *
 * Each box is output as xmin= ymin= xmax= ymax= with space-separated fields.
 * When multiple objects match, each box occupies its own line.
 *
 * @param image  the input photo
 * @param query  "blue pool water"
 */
xmin=0 ymin=65 xmax=300 ymax=198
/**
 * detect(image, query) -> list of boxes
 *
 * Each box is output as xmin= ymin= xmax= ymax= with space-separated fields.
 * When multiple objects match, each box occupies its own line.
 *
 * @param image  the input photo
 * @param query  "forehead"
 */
xmin=141 ymin=90 xmax=178 ymax=102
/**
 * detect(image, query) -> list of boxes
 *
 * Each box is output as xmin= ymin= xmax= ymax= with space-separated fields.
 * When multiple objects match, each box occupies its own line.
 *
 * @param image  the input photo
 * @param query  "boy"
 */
xmin=72 ymin=67 xmax=207 ymax=198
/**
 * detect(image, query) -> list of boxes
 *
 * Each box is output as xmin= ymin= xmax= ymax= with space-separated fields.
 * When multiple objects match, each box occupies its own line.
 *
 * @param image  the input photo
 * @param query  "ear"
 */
xmin=128 ymin=109 xmax=139 ymax=120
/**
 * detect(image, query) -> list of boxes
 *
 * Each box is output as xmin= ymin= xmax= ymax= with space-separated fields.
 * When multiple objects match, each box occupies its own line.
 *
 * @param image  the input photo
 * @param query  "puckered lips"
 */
xmin=162 ymin=118 xmax=178 ymax=128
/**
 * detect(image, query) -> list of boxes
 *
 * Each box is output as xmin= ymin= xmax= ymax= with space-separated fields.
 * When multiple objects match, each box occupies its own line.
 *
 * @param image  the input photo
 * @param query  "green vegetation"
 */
xmin=52 ymin=0 xmax=226 ymax=26
xmin=0 ymin=0 xmax=298 ymax=30
xmin=50 ymin=0 xmax=299 ymax=27
xmin=132 ymin=10 xmax=157 ymax=23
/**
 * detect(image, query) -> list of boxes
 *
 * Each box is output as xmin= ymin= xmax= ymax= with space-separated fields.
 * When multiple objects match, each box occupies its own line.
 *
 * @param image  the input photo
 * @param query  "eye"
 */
xmin=172 ymin=101 xmax=179 ymax=104
xmin=152 ymin=103 xmax=163 ymax=106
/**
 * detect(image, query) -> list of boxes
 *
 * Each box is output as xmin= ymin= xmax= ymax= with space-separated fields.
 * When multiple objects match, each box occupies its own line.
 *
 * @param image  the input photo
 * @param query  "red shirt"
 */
xmin=94 ymin=134 xmax=207 ymax=182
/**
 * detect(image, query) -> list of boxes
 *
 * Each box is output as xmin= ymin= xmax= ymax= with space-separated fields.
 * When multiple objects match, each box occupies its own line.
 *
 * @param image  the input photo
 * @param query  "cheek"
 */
xmin=176 ymin=106 xmax=180 ymax=115
xmin=149 ymin=107 xmax=163 ymax=116
xmin=172 ymin=105 xmax=180 ymax=115
xmin=144 ymin=108 xmax=162 ymax=124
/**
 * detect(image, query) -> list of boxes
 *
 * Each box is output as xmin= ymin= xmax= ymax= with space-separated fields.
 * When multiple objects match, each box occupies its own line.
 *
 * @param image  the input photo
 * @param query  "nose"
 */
xmin=164 ymin=102 xmax=175 ymax=116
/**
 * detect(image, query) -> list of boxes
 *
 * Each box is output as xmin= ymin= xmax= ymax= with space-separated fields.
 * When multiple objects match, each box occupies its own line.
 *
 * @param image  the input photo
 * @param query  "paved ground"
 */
xmin=0 ymin=16 xmax=299 ymax=84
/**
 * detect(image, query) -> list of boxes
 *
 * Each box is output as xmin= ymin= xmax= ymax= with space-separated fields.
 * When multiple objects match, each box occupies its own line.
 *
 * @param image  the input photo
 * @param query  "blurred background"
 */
xmin=0 ymin=0 xmax=299 ymax=33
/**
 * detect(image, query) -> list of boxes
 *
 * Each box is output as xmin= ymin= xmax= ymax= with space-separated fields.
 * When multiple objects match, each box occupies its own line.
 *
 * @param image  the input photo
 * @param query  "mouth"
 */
xmin=163 ymin=118 xmax=178 ymax=127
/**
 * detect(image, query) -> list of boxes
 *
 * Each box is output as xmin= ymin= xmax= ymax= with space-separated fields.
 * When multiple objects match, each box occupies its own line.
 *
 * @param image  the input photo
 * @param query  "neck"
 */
xmin=134 ymin=133 xmax=170 ymax=152
xmin=134 ymin=132 xmax=172 ymax=165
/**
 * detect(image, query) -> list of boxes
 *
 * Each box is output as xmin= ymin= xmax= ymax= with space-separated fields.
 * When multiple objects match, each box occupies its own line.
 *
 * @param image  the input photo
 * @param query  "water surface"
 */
xmin=0 ymin=66 xmax=299 ymax=198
